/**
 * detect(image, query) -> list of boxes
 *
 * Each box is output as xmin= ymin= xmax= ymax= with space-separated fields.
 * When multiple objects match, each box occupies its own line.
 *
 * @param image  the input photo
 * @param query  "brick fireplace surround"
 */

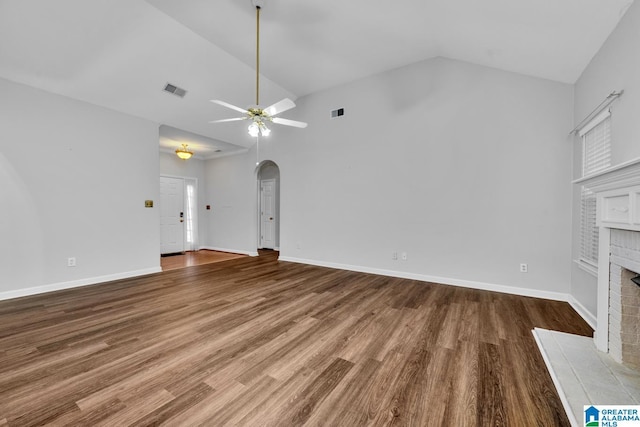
xmin=608 ymin=229 xmax=640 ymax=370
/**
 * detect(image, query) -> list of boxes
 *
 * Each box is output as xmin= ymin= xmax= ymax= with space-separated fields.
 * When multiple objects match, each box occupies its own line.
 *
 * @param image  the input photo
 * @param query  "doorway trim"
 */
xmin=159 ymin=174 xmax=200 ymax=256
xmin=256 ymin=161 xmax=280 ymax=251
xmin=259 ymin=178 xmax=277 ymax=249
xmin=160 ymin=175 xmax=186 ymax=255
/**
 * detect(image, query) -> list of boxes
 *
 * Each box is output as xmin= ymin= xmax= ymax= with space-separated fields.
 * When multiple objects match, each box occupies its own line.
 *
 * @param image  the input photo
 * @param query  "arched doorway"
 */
xmin=257 ymin=161 xmax=280 ymax=250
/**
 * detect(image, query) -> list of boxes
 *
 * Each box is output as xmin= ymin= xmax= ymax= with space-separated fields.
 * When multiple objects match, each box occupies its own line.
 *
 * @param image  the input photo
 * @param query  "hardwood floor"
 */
xmin=160 ymin=250 xmax=247 ymax=271
xmin=0 ymin=252 xmax=592 ymax=426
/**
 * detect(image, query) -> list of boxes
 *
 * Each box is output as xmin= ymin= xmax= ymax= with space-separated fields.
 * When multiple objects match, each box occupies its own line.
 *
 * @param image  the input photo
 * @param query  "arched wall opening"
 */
xmin=256 ymin=160 xmax=280 ymax=251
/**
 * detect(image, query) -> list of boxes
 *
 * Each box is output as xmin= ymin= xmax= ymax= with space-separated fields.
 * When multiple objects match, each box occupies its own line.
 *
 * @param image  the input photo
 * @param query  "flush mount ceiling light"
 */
xmin=175 ymin=143 xmax=193 ymax=160
xmin=209 ymin=0 xmax=307 ymax=137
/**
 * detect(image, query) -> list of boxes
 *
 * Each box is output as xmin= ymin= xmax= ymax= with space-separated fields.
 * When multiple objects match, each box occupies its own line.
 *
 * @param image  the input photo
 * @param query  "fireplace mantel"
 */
xmin=586 ymin=157 xmax=640 ymax=352
xmin=597 ymin=187 xmax=640 ymax=231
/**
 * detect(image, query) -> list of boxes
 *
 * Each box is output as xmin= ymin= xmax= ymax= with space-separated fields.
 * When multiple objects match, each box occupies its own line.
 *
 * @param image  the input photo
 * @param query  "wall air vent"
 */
xmin=163 ymin=83 xmax=187 ymax=98
xmin=330 ymin=108 xmax=345 ymax=119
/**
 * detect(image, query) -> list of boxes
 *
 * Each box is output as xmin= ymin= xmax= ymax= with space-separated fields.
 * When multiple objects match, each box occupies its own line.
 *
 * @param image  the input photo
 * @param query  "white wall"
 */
xmin=159 ymin=151 xmax=208 ymax=248
xmin=571 ymin=0 xmax=640 ymax=318
xmin=0 ymin=78 xmax=161 ymax=299
xmin=203 ymin=152 xmax=259 ymax=256
xmin=207 ymin=57 xmax=575 ymax=297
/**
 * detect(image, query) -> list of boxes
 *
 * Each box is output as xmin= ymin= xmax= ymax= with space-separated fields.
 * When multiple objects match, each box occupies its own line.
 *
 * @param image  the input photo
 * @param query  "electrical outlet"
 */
xmin=401 ymin=252 xmax=408 ymax=261
xmin=67 ymin=257 xmax=76 ymax=267
xmin=520 ymin=263 xmax=528 ymax=273
xmin=392 ymin=252 xmax=398 ymax=260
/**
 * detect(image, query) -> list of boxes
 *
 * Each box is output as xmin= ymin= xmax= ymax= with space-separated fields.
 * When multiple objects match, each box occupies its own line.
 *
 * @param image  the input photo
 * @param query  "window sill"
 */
xmin=574 ymin=259 xmax=598 ymax=277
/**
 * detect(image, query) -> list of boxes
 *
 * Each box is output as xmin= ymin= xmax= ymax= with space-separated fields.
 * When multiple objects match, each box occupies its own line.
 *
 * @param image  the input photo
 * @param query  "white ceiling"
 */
xmin=147 ymin=0 xmax=635 ymax=94
xmin=0 ymin=0 xmax=634 ymax=154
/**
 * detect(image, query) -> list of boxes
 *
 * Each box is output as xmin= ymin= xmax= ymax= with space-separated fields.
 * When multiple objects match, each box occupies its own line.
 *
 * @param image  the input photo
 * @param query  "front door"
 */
xmin=260 ymin=179 xmax=276 ymax=249
xmin=160 ymin=176 xmax=185 ymax=254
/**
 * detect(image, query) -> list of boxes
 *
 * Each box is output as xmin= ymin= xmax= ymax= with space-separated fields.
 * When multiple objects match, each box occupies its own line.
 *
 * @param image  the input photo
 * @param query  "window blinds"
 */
xmin=580 ymin=186 xmax=599 ymax=266
xmin=579 ymin=110 xmax=612 ymax=266
xmin=581 ymin=110 xmax=611 ymax=176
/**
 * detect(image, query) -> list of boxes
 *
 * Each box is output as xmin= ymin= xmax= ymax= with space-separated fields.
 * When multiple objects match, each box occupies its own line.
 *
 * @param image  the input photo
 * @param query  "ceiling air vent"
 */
xmin=330 ymin=108 xmax=345 ymax=119
xmin=163 ymin=83 xmax=187 ymax=98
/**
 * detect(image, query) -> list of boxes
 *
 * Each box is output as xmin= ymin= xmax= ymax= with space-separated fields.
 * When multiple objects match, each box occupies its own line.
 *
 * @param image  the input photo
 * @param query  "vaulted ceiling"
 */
xmin=0 ymin=0 xmax=634 ymax=155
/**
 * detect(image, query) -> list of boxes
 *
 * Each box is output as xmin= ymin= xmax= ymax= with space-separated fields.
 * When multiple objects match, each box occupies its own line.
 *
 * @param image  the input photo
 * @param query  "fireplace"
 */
xmin=589 ymin=159 xmax=640 ymax=368
xmin=532 ymin=160 xmax=640 ymax=425
xmin=608 ymin=229 xmax=640 ymax=370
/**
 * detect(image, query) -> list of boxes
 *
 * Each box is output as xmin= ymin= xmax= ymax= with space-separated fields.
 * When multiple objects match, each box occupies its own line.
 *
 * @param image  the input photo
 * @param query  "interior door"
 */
xmin=260 ymin=179 xmax=276 ymax=249
xmin=160 ymin=176 xmax=185 ymax=254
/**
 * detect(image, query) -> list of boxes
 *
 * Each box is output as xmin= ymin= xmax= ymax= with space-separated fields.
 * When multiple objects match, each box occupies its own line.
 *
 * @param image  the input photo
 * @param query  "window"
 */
xmin=579 ymin=110 xmax=611 ymax=268
xmin=581 ymin=110 xmax=611 ymax=177
xmin=580 ymin=186 xmax=598 ymax=266
xmin=184 ymin=179 xmax=198 ymax=251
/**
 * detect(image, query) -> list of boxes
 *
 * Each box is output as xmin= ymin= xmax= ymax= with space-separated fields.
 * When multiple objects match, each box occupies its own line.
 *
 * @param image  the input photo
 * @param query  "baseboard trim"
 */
xmin=199 ymin=247 xmax=259 ymax=257
xmin=278 ymin=256 xmax=570 ymax=302
xmin=2 ymin=255 xmax=595 ymax=334
xmin=0 ymin=267 xmax=162 ymax=302
xmin=567 ymin=295 xmax=597 ymax=329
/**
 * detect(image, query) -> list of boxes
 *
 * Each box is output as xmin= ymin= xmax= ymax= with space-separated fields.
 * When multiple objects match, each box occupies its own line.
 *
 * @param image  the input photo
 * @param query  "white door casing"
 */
xmin=260 ymin=179 xmax=276 ymax=249
xmin=160 ymin=176 xmax=185 ymax=254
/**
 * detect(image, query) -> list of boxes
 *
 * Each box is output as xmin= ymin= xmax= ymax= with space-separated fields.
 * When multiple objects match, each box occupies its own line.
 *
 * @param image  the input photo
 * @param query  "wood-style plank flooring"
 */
xmin=160 ymin=250 xmax=247 ymax=271
xmin=0 ymin=251 xmax=592 ymax=426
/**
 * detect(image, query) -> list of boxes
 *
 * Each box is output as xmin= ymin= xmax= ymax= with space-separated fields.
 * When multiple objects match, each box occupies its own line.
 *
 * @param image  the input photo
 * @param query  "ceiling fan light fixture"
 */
xmin=209 ymin=0 xmax=307 ymax=135
xmin=248 ymin=120 xmax=270 ymax=137
xmin=175 ymin=143 xmax=193 ymax=160
xmin=248 ymin=122 xmax=260 ymax=137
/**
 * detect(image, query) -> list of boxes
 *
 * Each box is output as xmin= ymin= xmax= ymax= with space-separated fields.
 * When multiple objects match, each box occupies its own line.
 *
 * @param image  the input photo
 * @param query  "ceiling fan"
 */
xmin=209 ymin=0 xmax=307 ymax=137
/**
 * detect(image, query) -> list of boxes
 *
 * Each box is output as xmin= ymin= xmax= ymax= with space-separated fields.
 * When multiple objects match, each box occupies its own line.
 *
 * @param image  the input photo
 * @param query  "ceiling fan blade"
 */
xmin=272 ymin=117 xmax=308 ymax=128
xmin=210 ymin=100 xmax=249 ymax=114
xmin=264 ymin=98 xmax=296 ymax=116
xmin=209 ymin=117 xmax=247 ymax=123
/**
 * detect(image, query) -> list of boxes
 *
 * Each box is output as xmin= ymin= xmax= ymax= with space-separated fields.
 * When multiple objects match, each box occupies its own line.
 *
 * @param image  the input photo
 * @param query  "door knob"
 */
xmin=269 ymin=217 xmax=273 ymax=220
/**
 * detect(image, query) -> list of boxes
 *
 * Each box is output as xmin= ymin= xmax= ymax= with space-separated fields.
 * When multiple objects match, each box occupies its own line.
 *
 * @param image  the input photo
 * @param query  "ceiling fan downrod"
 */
xmin=208 ymin=0 xmax=308 ymax=135
xmin=253 ymin=0 xmax=264 ymax=106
